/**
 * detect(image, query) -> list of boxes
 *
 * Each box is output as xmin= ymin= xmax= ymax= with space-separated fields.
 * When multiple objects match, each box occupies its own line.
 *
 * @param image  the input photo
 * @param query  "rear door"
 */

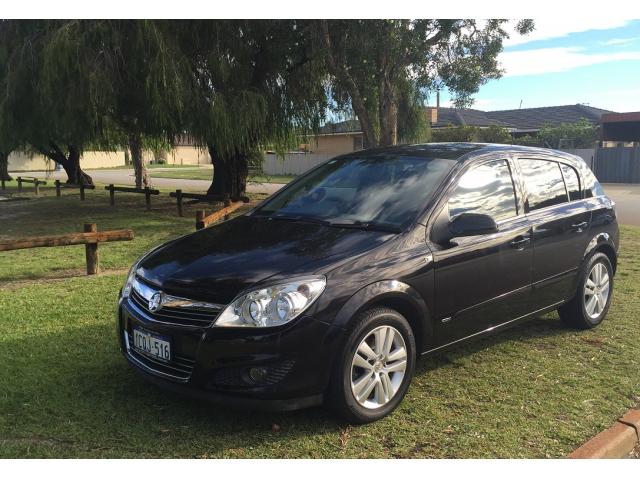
xmin=429 ymin=157 xmax=534 ymax=345
xmin=515 ymin=157 xmax=592 ymax=307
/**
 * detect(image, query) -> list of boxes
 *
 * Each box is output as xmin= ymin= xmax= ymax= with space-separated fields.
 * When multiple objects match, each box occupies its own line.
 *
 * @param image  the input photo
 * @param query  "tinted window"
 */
xmin=448 ymin=160 xmax=517 ymax=222
xmin=518 ymin=159 xmax=568 ymax=211
xmin=255 ymin=156 xmax=455 ymax=229
xmin=583 ymin=167 xmax=605 ymax=198
xmin=560 ymin=164 xmax=581 ymax=201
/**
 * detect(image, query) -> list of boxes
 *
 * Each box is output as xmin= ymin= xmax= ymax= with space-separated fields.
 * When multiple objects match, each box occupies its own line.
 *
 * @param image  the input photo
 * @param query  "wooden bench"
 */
xmin=0 ymin=223 xmax=134 ymax=275
xmin=170 ymin=189 xmax=250 ymax=217
xmin=104 ymin=184 xmax=160 ymax=210
xmin=17 ymin=176 xmax=47 ymax=195
xmin=195 ymin=201 xmax=247 ymax=230
xmin=54 ymin=180 xmax=96 ymax=200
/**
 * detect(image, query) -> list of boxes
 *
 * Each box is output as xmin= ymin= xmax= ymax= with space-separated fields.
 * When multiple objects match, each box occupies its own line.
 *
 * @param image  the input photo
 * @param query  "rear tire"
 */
xmin=327 ymin=307 xmax=416 ymax=424
xmin=558 ymin=252 xmax=613 ymax=329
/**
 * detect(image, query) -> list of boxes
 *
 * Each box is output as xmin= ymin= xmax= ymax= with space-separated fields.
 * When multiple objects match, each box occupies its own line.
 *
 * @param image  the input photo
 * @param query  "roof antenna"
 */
xmin=519 ymin=99 xmax=523 ymax=109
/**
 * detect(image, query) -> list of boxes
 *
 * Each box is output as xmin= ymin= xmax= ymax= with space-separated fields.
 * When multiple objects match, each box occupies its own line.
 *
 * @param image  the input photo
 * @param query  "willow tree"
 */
xmin=318 ymin=19 xmax=534 ymax=148
xmin=0 ymin=20 xmax=99 ymax=184
xmin=38 ymin=20 xmax=191 ymax=188
xmin=175 ymin=20 xmax=327 ymax=197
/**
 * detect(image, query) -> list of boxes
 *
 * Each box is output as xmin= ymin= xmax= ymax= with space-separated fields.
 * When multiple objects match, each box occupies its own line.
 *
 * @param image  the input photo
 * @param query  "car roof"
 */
xmin=339 ymin=142 xmax=583 ymax=165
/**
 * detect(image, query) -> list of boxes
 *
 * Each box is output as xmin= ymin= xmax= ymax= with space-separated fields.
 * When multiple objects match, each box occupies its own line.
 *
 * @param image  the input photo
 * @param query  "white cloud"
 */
xmin=499 ymin=47 xmax=640 ymax=76
xmin=504 ymin=19 xmax=631 ymax=47
xmin=600 ymin=37 xmax=640 ymax=46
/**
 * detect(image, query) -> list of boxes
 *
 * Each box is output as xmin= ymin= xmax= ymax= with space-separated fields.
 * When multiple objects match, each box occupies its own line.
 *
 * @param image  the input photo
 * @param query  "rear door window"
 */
xmin=518 ymin=159 xmax=568 ymax=211
xmin=448 ymin=159 xmax=518 ymax=222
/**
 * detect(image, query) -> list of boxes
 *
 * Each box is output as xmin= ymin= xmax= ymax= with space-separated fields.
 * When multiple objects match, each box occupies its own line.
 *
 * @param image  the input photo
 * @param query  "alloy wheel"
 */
xmin=584 ymin=262 xmax=610 ymax=320
xmin=350 ymin=325 xmax=408 ymax=409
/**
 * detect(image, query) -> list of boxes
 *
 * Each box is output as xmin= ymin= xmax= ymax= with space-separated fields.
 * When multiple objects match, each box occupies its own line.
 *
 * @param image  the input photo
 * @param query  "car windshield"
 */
xmin=254 ymin=155 xmax=456 ymax=230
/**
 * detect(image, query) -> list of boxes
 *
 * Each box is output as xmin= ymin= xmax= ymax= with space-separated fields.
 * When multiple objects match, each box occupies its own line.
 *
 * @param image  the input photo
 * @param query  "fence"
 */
xmin=593 ymin=146 xmax=640 ymax=184
xmin=0 ymin=223 xmax=134 ymax=275
xmin=263 ymin=153 xmax=332 ymax=176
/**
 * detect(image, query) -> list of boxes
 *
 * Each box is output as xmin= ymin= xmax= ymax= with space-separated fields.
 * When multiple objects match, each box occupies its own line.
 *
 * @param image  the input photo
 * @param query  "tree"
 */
xmin=0 ymin=20 xmax=97 ymax=184
xmin=40 ymin=20 xmax=191 ymax=188
xmin=175 ymin=20 xmax=327 ymax=197
xmin=318 ymin=19 xmax=534 ymax=148
xmin=539 ymin=118 xmax=598 ymax=149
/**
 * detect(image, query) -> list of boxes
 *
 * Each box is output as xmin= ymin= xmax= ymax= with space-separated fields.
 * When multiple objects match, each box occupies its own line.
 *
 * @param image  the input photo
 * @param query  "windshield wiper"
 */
xmin=263 ymin=214 xmax=330 ymax=226
xmin=327 ymin=220 xmax=402 ymax=234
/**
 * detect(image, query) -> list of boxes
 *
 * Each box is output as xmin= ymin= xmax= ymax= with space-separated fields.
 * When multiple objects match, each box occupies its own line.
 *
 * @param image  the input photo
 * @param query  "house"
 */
xmin=600 ymin=112 xmax=640 ymax=146
xmin=309 ymin=104 xmax=616 ymax=155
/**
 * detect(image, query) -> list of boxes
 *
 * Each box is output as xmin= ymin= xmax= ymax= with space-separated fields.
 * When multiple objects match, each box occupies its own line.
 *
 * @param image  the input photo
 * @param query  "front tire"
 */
xmin=328 ymin=307 xmax=416 ymax=424
xmin=558 ymin=252 xmax=614 ymax=329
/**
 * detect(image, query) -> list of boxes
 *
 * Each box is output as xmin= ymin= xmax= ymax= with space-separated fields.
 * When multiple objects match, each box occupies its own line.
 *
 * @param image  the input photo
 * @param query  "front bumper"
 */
xmin=116 ymin=296 xmax=344 ymax=411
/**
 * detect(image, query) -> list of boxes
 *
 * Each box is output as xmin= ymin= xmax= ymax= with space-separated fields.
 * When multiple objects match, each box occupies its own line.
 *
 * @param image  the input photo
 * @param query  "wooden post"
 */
xmin=55 ymin=180 xmax=61 ymax=197
xmin=176 ymin=189 xmax=183 ymax=217
xmin=80 ymin=183 xmax=85 ymax=201
xmin=17 ymin=177 xmax=22 ymax=192
xmin=144 ymin=187 xmax=151 ymax=211
xmin=2 ymin=178 xmax=6 ymax=190
xmin=108 ymin=184 xmax=115 ymax=206
xmin=195 ymin=209 xmax=205 ymax=230
xmin=84 ymin=223 xmax=99 ymax=275
xmin=34 ymin=180 xmax=40 ymax=196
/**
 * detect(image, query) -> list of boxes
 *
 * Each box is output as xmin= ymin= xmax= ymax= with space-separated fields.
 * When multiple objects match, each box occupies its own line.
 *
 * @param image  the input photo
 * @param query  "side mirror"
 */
xmin=449 ymin=213 xmax=498 ymax=238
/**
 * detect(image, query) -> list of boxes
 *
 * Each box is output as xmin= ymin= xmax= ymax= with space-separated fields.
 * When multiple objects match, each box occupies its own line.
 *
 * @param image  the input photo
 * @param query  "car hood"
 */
xmin=137 ymin=215 xmax=395 ymax=304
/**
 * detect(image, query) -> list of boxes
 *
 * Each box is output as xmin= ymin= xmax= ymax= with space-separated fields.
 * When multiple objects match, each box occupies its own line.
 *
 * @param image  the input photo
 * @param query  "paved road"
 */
xmin=602 ymin=184 xmax=640 ymax=227
xmin=14 ymin=167 xmax=284 ymax=196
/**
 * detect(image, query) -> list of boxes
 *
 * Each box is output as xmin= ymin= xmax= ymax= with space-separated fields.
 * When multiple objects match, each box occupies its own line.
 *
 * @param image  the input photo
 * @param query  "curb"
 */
xmin=569 ymin=409 xmax=640 ymax=458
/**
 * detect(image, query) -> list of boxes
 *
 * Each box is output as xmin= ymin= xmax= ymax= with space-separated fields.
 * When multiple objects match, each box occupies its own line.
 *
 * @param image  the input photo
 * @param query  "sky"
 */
xmin=438 ymin=19 xmax=640 ymax=113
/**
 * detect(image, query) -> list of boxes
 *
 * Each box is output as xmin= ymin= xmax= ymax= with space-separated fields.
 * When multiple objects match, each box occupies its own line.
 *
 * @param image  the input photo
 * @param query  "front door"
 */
xmin=429 ymin=158 xmax=534 ymax=346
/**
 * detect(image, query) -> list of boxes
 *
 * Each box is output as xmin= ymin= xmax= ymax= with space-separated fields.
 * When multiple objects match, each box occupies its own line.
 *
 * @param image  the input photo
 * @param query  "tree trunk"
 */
xmin=207 ymin=144 xmax=248 ymax=198
xmin=129 ymin=132 xmax=149 ymax=189
xmin=0 ymin=151 xmax=12 ymax=181
xmin=378 ymin=80 xmax=398 ymax=146
xmin=40 ymin=143 xmax=93 ymax=185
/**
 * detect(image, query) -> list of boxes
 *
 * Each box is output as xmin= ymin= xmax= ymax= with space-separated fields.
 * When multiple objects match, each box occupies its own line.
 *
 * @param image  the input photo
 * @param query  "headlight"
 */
xmin=214 ymin=277 xmax=326 ymax=328
xmin=121 ymin=264 xmax=138 ymax=299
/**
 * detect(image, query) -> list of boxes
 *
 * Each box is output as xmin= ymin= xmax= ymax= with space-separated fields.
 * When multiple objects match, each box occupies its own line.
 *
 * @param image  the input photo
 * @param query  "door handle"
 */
xmin=571 ymin=221 xmax=588 ymax=232
xmin=510 ymin=235 xmax=531 ymax=249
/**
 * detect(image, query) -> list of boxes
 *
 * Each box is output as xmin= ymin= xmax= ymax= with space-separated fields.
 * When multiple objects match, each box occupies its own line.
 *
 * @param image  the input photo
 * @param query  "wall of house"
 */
xmin=8 ymin=146 xmax=209 ymax=172
xmin=263 ymin=153 xmax=333 ymax=175
xmin=310 ymin=134 xmax=361 ymax=155
xmin=8 ymin=150 xmax=128 ymax=172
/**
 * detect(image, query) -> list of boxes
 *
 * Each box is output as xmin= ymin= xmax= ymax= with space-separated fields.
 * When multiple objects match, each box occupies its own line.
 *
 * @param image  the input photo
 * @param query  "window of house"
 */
xmin=518 ymin=159 xmax=568 ymax=211
xmin=559 ymin=163 xmax=581 ymax=201
xmin=448 ymin=160 xmax=518 ymax=222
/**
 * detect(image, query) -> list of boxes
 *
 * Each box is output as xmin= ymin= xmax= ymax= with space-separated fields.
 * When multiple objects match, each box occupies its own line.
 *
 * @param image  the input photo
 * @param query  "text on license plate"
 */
xmin=133 ymin=328 xmax=171 ymax=362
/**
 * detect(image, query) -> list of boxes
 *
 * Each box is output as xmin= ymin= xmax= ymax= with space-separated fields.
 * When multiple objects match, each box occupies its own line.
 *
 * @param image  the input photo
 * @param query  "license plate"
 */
xmin=132 ymin=328 xmax=171 ymax=362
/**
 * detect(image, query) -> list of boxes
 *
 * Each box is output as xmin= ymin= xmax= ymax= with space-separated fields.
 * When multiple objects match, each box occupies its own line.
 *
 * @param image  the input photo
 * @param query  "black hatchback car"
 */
xmin=116 ymin=143 xmax=619 ymax=423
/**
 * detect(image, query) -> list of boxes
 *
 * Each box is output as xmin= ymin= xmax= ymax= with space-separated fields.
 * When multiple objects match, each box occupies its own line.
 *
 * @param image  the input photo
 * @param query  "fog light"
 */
xmin=248 ymin=367 xmax=269 ymax=383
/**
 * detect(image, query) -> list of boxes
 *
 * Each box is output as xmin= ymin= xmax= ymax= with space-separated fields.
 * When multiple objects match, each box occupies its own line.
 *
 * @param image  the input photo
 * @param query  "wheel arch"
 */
xmin=584 ymin=232 xmax=617 ymax=274
xmin=333 ymin=280 xmax=433 ymax=353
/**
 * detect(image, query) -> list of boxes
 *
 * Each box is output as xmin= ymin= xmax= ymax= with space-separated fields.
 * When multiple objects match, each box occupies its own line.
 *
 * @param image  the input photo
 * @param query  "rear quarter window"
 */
xmin=559 ymin=163 xmax=581 ymax=201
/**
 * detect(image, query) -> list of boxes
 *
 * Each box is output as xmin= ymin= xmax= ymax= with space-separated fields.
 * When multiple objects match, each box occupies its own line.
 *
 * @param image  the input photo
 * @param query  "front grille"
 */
xmin=126 ymin=333 xmax=196 ymax=382
xmin=128 ymin=278 xmax=222 ymax=328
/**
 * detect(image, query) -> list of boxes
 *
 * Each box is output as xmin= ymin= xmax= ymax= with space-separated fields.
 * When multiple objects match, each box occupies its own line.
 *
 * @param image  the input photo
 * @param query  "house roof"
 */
xmin=317 ymin=104 xmax=616 ymax=135
xmin=433 ymin=107 xmax=513 ymax=128
xmin=486 ymin=104 xmax=614 ymax=131
xmin=317 ymin=119 xmax=362 ymax=135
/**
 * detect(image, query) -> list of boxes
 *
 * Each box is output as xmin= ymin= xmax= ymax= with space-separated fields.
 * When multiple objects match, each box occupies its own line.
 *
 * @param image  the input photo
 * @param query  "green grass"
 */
xmin=1 ymin=185 xmax=640 ymax=458
xmin=149 ymin=167 xmax=295 ymax=184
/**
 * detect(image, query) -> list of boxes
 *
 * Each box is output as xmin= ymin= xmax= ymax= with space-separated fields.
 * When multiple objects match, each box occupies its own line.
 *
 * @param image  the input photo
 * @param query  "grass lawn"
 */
xmin=149 ymin=167 xmax=296 ymax=184
xmin=1 ymin=182 xmax=640 ymax=458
